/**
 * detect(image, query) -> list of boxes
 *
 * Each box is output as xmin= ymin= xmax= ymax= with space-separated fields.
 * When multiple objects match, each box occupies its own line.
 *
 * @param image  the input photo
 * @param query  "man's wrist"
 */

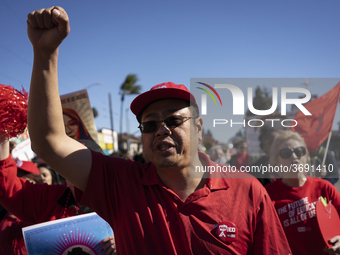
xmin=33 ymin=47 xmax=59 ymax=61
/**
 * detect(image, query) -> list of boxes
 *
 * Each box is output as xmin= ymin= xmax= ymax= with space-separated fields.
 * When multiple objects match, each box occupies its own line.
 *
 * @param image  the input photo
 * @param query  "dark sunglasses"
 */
xmin=138 ymin=116 xmax=196 ymax=133
xmin=278 ymin=147 xmax=306 ymax=159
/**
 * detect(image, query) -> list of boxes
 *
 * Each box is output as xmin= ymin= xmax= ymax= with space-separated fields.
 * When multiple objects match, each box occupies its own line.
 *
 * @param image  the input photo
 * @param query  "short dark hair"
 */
xmin=258 ymin=126 xmax=279 ymax=150
xmin=233 ymin=140 xmax=246 ymax=149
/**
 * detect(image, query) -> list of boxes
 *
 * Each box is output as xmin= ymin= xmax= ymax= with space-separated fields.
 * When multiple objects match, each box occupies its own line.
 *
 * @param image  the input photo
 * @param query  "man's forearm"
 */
xmin=28 ymin=49 xmax=65 ymax=154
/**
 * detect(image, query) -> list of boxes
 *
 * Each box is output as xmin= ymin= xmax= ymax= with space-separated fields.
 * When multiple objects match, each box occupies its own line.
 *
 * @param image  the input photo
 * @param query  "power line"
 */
xmin=0 ymin=71 xmax=28 ymax=88
xmin=0 ymin=45 xmax=31 ymax=66
xmin=2 ymin=0 xmax=24 ymax=24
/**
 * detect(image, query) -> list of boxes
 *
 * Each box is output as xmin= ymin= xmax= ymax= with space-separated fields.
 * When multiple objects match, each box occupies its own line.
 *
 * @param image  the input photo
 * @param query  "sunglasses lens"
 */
xmin=141 ymin=121 xmax=158 ymax=133
xmin=164 ymin=116 xmax=184 ymax=128
xmin=139 ymin=116 xmax=189 ymax=133
xmin=294 ymin=147 xmax=306 ymax=157
xmin=279 ymin=147 xmax=306 ymax=159
xmin=279 ymin=149 xmax=292 ymax=159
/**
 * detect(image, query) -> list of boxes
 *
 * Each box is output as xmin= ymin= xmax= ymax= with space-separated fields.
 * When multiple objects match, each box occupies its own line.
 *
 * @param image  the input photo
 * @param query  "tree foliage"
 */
xmin=92 ymin=107 xmax=98 ymax=118
xmin=246 ymin=86 xmax=279 ymax=116
xmin=119 ymin=74 xmax=142 ymax=101
xmin=119 ymin=74 xmax=142 ymax=148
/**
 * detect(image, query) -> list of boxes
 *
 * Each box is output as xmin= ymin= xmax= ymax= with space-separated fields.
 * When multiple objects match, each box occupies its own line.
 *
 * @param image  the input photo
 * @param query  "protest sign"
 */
xmin=61 ymin=89 xmax=98 ymax=143
xmin=23 ymin=212 xmax=113 ymax=255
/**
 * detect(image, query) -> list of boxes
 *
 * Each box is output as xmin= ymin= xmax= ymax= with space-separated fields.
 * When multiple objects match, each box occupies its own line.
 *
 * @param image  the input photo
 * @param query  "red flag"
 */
xmin=291 ymin=82 xmax=340 ymax=152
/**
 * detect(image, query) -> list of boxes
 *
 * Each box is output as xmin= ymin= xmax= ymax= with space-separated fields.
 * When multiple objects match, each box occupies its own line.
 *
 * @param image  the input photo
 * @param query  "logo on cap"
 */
xmin=154 ymin=85 xmax=167 ymax=89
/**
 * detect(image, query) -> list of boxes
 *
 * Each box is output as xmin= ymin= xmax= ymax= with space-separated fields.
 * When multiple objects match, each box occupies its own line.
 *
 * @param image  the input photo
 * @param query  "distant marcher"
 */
xmin=251 ymin=127 xmax=281 ymax=185
xmin=0 ymin=156 xmax=42 ymax=254
xmin=265 ymin=131 xmax=340 ymax=255
xmin=229 ymin=140 xmax=249 ymax=169
xmin=38 ymin=163 xmax=64 ymax=185
xmin=0 ymin=134 xmax=117 ymax=255
xmin=0 ymin=83 xmax=115 ymax=254
xmin=208 ymin=145 xmax=228 ymax=165
xmin=310 ymin=146 xmax=339 ymax=185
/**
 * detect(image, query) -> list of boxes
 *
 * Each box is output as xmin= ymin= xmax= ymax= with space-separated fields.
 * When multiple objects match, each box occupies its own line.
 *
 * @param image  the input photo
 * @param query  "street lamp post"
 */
xmin=85 ymin=82 xmax=102 ymax=119
xmin=85 ymin=82 xmax=102 ymax=90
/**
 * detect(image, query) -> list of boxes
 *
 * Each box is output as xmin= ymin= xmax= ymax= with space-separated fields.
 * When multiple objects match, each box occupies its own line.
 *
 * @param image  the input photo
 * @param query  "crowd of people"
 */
xmin=0 ymin=132 xmax=116 ymax=254
xmin=1 ymin=5 xmax=340 ymax=255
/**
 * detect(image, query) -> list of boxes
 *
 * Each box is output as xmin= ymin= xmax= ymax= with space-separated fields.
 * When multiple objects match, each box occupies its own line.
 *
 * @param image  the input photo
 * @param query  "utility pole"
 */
xmin=126 ymin=108 xmax=130 ymax=151
xmin=109 ymin=93 xmax=115 ymax=150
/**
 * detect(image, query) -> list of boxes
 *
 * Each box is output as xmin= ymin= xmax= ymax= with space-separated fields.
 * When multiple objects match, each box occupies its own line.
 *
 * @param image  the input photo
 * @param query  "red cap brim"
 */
xmin=130 ymin=88 xmax=198 ymax=120
xmin=16 ymin=161 xmax=40 ymax=175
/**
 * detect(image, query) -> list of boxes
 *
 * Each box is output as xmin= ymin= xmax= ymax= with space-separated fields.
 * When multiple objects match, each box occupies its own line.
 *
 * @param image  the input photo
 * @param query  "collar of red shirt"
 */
xmin=140 ymin=152 xmax=229 ymax=192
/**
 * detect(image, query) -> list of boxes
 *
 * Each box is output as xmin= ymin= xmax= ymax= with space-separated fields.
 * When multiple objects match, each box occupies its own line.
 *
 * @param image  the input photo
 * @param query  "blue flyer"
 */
xmin=22 ymin=212 xmax=113 ymax=255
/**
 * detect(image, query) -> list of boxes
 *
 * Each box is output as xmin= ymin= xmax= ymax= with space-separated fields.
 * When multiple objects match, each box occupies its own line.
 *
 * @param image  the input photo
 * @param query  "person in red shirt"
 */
xmin=229 ymin=140 xmax=249 ymax=170
xmin=0 ymin=134 xmax=116 ymax=255
xmin=0 ymin=157 xmax=42 ymax=255
xmin=26 ymin=6 xmax=292 ymax=254
xmin=265 ymin=130 xmax=340 ymax=254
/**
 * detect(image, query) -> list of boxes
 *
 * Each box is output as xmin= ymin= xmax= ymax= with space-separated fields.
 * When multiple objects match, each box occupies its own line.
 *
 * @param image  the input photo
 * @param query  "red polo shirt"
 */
xmin=77 ymin=151 xmax=291 ymax=254
xmin=0 ymin=156 xmax=79 ymax=255
xmin=0 ymin=156 xmax=76 ymax=223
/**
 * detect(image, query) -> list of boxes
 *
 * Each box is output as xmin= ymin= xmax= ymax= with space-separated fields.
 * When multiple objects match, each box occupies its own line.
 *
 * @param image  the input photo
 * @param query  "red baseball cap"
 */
xmin=16 ymin=160 xmax=40 ymax=175
xmin=130 ymin=82 xmax=199 ymax=121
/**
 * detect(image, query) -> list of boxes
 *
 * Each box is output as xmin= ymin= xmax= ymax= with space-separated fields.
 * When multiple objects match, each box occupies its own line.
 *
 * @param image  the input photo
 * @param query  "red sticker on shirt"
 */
xmin=215 ymin=221 xmax=237 ymax=244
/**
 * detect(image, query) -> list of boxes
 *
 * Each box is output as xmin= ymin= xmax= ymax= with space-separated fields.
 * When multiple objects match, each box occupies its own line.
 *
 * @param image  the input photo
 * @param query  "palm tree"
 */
xmin=92 ymin=107 xmax=98 ymax=118
xmin=119 ymin=74 xmax=141 ymax=148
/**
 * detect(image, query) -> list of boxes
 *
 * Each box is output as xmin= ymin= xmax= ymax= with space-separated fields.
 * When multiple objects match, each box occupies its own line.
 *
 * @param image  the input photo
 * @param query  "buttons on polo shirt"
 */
xmin=174 ymin=196 xmax=178 ymax=200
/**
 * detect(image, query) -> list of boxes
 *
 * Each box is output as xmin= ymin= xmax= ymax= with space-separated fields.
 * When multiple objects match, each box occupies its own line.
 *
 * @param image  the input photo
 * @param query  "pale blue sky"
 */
xmin=1 ymin=0 xmax=340 ymax=143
